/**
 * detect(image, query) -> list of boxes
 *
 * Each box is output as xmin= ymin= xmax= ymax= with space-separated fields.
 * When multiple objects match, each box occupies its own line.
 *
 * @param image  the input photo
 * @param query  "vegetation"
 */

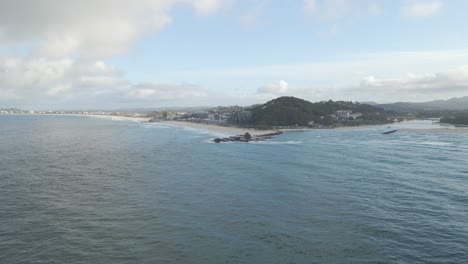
xmin=231 ymin=96 xmax=397 ymax=128
xmin=440 ymin=112 xmax=468 ymax=125
xmin=181 ymin=112 xmax=209 ymax=119
xmin=378 ymin=96 xmax=468 ymax=112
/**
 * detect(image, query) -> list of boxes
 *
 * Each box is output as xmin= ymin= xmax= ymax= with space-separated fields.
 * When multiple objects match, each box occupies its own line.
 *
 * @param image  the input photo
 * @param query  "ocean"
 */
xmin=1 ymin=115 xmax=467 ymax=263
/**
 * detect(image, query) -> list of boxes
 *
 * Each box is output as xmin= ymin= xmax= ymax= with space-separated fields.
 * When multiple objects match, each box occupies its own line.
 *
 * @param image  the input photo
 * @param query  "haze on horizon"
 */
xmin=1 ymin=0 xmax=468 ymax=110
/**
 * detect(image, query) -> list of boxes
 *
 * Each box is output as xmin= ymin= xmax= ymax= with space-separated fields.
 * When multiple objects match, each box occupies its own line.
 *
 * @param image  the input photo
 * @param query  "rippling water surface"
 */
xmin=1 ymin=115 xmax=467 ymax=263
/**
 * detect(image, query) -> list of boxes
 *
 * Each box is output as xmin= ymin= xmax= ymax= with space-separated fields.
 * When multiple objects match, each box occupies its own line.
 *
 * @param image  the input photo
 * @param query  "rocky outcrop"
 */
xmin=213 ymin=131 xmax=283 ymax=143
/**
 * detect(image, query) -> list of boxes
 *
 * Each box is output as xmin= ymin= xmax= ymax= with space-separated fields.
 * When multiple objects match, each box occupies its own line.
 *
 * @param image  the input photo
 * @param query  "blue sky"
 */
xmin=1 ymin=0 xmax=468 ymax=109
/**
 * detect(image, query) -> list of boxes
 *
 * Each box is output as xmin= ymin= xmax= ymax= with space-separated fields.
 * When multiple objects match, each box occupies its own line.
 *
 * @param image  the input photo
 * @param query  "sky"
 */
xmin=1 ymin=0 xmax=468 ymax=110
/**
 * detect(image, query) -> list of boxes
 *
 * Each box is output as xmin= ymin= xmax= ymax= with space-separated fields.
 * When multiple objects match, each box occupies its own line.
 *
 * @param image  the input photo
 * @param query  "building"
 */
xmin=336 ymin=110 xmax=352 ymax=119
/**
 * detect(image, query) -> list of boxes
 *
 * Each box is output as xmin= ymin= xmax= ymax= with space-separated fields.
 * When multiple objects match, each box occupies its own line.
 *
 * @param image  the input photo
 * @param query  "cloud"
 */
xmin=0 ymin=57 xmax=73 ymax=89
xmin=0 ymin=0 xmax=228 ymax=108
xmin=289 ymin=65 xmax=468 ymax=103
xmin=3 ymin=55 xmax=468 ymax=108
xmin=257 ymin=80 xmax=289 ymax=94
xmin=0 ymin=57 xmax=124 ymax=102
xmin=402 ymin=0 xmax=443 ymax=17
xmin=127 ymin=83 xmax=208 ymax=100
xmin=0 ymin=0 xmax=224 ymax=59
xmin=256 ymin=66 xmax=468 ymax=103
xmin=360 ymin=66 xmax=468 ymax=93
xmin=191 ymin=0 xmax=227 ymax=15
xmin=0 ymin=55 xmax=217 ymax=108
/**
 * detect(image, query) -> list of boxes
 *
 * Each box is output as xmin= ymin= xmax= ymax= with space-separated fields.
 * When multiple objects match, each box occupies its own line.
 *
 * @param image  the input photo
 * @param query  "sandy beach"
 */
xmin=15 ymin=113 xmax=152 ymax=122
xmin=84 ymin=114 xmax=151 ymax=122
xmin=161 ymin=121 xmax=386 ymax=135
xmin=162 ymin=121 xmax=279 ymax=136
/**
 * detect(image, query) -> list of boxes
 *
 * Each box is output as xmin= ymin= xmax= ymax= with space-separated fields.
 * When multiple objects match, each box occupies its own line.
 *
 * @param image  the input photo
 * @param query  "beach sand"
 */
xmin=84 ymin=114 xmax=151 ymax=122
xmin=162 ymin=121 xmax=279 ymax=136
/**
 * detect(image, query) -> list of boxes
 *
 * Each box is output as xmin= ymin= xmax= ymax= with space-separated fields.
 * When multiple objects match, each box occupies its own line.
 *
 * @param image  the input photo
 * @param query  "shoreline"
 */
xmin=161 ymin=121 xmax=279 ymax=136
xmin=0 ymin=113 xmax=152 ymax=122
xmin=161 ymin=120 xmax=383 ymax=135
xmin=13 ymin=114 xmax=468 ymax=134
xmin=82 ymin=114 xmax=151 ymax=122
xmin=401 ymin=128 xmax=468 ymax=133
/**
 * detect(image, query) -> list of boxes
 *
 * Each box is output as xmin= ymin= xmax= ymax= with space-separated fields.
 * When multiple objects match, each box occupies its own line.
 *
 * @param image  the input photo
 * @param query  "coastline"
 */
xmin=401 ymin=128 xmax=468 ymax=133
xmin=82 ymin=114 xmax=151 ymax=122
xmin=1 ymin=113 xmax=152 ymax=122
xmin=161 ymin=121 xmax=383 ymax=135
xmin=7 ymin=114 xmax=468 ymax=134
xmin=161 ymin=121 xmax=279 ymax=136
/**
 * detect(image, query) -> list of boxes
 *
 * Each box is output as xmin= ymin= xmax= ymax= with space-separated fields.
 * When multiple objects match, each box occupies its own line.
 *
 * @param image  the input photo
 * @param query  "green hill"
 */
xmin=239 ymin=96 xmax=393 ymax=127
xmin=440 ymin=112 xmax=468 ymax=125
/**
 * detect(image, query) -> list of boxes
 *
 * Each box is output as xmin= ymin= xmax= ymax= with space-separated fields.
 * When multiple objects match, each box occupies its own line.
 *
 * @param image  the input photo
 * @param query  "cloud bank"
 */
xmin=0 ymin=0 xmax=466 ymax=109
xmin=0 ymin=0 xmax=226 ymax=108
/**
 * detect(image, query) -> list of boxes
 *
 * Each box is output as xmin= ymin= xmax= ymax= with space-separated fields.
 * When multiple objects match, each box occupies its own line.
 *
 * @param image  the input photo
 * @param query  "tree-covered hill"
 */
xmin=440 ymin=112 xmax=468 ymax=125
xmin=238 ymin=96 xmax=394 ymax=127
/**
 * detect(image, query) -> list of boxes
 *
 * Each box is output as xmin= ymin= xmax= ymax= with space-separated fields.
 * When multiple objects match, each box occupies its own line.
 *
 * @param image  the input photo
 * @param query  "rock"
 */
xmin=212 ymin=130 xmax=282 ymax=143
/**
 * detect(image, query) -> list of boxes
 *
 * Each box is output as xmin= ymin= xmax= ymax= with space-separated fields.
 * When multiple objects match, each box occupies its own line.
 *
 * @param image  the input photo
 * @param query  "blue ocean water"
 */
xmin=1 ymin=115 xmax=467 ymax=263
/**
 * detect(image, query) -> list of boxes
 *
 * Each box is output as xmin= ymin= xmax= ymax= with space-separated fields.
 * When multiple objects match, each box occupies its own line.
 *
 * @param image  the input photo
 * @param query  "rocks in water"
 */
xmin=149 ymin=118 xmax=161 ymax=122
xmin=382 ymin=129 xmax=398 ymax=135
xmin=213 ymin=130 xmax=283 ymax=143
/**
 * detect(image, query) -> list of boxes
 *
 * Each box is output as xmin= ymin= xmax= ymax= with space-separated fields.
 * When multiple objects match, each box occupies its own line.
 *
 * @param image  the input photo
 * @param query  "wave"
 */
xmin=392 ymin=140 xmax=454 ymax=147
xmin=249 ymin=140 xmax=303 ymax=145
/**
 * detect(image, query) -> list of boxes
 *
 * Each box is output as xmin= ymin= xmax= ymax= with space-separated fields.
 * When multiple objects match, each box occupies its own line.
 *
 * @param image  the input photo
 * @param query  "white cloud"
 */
xmin=47 ymin=84 xmax=72 ymax=96
xmin=3 ymin=54 xmax=468 ymax=108
xmin=257 ymin=80 xmax=289 ymax=94
xmin=0 ymin=55 xmax=217 ymax=108
xmin=402 ymin=0 xmax=443 ymax=17
xmin=127 ymin=83 xmax=208 ymax=100
xmin=0 ymin=0 xmax=227 ymax=108
xmin=290 ymin=65 xmax=468 ymax=102
xmin=360 ymin=66 xmax=468 ymax=93
xmin=0 ymin=57 xmax=73 ymax=88
xmin=0 ymin=1 xmax=176 ymax=59
xmin=191 ymin=0 xmax=226 ymax=15
xmin=179 ymin=50 xmax=468 ymax=103
xmin=258 ymin=66 xmax=468 ymax=103
xmin=0 ymin=0 xmax=225 ymax=59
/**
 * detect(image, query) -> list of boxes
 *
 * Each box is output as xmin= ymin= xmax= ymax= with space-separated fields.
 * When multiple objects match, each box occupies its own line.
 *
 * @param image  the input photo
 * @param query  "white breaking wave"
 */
xmin=248 ymin=140 xmax=303 ymax=145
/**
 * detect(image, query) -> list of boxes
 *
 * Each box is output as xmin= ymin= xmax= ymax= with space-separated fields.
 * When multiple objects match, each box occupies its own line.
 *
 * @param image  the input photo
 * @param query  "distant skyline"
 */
xmin=1 ymin=0 xmax=468 ymax=110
